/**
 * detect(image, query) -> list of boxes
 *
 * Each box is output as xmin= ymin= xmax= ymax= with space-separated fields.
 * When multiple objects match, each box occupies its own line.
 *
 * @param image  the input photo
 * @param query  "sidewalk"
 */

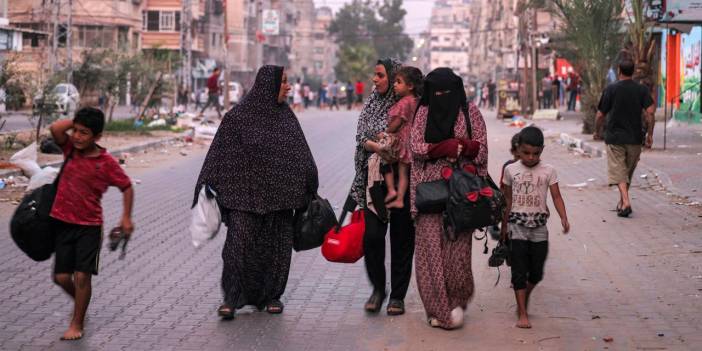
xmin=526 ymin=108 xmax=702 ymax=205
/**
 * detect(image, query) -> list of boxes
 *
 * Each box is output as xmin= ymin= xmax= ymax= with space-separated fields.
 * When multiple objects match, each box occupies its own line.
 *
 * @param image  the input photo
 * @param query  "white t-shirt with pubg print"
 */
xmin=503 ymin=161 xmax=558 ymax=241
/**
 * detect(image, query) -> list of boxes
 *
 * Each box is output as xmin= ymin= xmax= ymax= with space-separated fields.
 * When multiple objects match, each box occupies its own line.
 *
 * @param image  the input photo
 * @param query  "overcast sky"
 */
xmin=313 ymin=0 xmax=434 ymax=37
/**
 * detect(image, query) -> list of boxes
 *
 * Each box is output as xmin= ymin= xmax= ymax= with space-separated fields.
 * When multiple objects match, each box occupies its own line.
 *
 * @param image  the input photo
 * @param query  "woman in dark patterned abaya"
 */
xmin=194 ymin=65 xmax=319 ymax=319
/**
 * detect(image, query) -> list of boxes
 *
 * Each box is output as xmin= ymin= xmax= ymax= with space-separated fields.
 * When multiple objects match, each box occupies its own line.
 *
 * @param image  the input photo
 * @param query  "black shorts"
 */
xmin=510 ymin=240 xmax=548 ymax=290
xmin=356 ymin=94 xmax=363 ymax=103
xmin=54 ymin=220 xmax=103 ymax=275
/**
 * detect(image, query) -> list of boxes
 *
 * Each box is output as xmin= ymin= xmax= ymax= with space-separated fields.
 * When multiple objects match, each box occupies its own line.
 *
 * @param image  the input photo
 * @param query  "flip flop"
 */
xmin=364 ymin=291 xmax=386 ymax=313
xmin=217 ymin=304 xmax=235 ymax=320
xmin=617 ymin=207 xmax=632 ymax=218
xmin=266 ymin=300 xmax=284 ymax=314
xmin=386 ymin=299 xmax=405 ymax=316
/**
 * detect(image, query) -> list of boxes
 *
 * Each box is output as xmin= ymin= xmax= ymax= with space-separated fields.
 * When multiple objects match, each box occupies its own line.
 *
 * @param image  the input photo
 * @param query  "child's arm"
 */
xmin=387 ymin=116 xmax=404 ymax=134
xmin=549 ymin=183 xmax=570 ymax=234
xmin=121 ymin=186 xmax=135 ymax=237
xmin=500 ymin=184 xmax=512 ymax=242
xmin=49 ymin=119 xmax=74 ymax=146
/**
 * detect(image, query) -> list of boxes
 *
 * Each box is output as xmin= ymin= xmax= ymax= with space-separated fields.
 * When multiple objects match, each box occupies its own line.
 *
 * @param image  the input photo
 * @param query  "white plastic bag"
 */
xmin=9 ymin=142 xmax=41 ymax=177
xmin=190 ymin=185 xmax=221 ymax=247
xmin=27 ymin=166 xmax=59 ymax=191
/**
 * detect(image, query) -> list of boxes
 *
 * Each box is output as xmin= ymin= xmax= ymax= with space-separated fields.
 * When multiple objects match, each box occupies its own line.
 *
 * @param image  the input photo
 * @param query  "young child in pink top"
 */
xmin=383 ymin=66 xmax=423 ymax=209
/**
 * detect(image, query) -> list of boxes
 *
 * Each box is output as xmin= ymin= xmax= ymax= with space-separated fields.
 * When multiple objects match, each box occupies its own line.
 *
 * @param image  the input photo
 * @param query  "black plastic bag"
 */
xmin=10 ymin=183 xmax=58 ymax=261
xmin=293 ymin=194 xmax=338 ymax=251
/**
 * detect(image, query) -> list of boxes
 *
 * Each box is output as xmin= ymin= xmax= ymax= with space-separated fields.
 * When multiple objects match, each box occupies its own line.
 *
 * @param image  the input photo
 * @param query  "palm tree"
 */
xmin=535 ymin=0 xmax=624 ymax=134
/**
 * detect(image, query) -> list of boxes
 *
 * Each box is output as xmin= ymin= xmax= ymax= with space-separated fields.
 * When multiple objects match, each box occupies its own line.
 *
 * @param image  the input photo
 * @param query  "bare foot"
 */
xmin=60 ymin=325 xmax=83 ymax=340
xmin=386 ymin=198 xmax=404 ymax=209
xmin=384 ymin=190 xmax=397 ymax=204
xmin=516 ymin=315 xmax=531 ymax=329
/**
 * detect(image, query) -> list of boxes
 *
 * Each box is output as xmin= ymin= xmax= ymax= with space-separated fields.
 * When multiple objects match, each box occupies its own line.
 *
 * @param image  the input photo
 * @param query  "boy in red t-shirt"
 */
xmin=49 ymin=107 xmax=134 ymax=341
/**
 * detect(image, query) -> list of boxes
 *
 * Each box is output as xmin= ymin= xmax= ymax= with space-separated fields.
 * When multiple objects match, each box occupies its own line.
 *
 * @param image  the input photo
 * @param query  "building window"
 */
xmin=143 ymin=11 xmax=181 ymax=32
xmin=314 ymin=61 xmax=323 ymax=70
xmin=0 ymin=30 xmax=12 ymax=50
xmin=314 ymin=47 xmax=324 ymax=54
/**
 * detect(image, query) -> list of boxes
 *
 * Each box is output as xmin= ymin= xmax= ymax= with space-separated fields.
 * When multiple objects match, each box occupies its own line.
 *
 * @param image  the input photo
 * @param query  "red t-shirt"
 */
xmin=207 ymin=74 xmax=220 ymax=94
xmin=355 ymin=82 xmax=364 ymax=95
xmin=50 ymin=143 xmax=132 ymax=226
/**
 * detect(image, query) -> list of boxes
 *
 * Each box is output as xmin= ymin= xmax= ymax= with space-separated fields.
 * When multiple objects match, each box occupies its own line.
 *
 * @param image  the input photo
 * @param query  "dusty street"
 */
xmin=0 ymin=108 xmax=700 ymax=350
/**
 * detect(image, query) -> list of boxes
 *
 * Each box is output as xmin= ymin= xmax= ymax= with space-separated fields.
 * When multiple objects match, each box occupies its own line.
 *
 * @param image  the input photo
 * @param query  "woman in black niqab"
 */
xmin=194 ymin=65 xmax=319 ymax=318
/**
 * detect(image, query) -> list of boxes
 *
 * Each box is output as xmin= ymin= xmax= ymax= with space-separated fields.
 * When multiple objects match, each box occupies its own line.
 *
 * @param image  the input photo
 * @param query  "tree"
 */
xmin=336 ymin=44 xmax=378 ymax=82
xmin=625 ymin=0 xmax=657 ymax=91
xmin=540 ymin=0 xmax=624 ymax=134
xmin=329 ymin=0 xmax=413 ymax=82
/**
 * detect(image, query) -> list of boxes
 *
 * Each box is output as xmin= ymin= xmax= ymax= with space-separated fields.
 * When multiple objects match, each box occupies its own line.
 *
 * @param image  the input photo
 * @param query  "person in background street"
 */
xmin=199 ymin=67 xmax=223 ymax=119
xmin=351 ymin=59 xmax=415 ymax=317
xmin=541 ymin=76 xmax=552 ymax=109
xmin=500 ymin=126 xmax=570 ymax=329
xmin=293 ymin=78 xmax=303 ymax=112
xmin=410 ymin=68 xmax=487 ymax=330
xmin=194 ymin=65 xmax=318 ymax=319
xmin=346 ymin=81 xmax=355 ymax=110
xmin=481 ymin=83 xmax=489 ymax=108
xmin=318 ymin=83 xmax=327 ymax=108
xmin=596 ymin=59 xmax=655 ymax=218
xmin=488 ymin=79 xmax=497 ymax=110
xmin=303 ymin=84 xmax=311 ymax=109
xmin=49 ymin=108 xmax=135 ymax=340
xmin=355 ymin=80 xmax=365 ymax=109
xmin=567 ymin=72 xmax=579 ymax=111
xmin=550 ymin=76 xmax=560 ymax=109
xmin=328 ymin=80 xmax=340 ymax=110
xmin=558 ymin=76 xmax=566 ymax=107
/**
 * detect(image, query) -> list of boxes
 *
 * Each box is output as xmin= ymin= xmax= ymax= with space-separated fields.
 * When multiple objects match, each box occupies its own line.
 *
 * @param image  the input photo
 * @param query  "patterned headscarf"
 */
xmin=350 ymin=58 xmax=403 ymax=207
xmin=194 ymin=65 xmax=319 ymax=214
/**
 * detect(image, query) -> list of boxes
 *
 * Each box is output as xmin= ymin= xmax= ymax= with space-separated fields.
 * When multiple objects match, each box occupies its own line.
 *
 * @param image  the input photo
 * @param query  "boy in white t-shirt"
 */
xmin=500 ymin=126 xmax=570 ymax=329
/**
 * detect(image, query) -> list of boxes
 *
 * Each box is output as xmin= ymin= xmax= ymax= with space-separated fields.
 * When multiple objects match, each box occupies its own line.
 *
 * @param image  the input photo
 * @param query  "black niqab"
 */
xmin=420 ymin=68 xmax=467 ymax=143
xmin=194 ymin=65 xmax=319 ymax=214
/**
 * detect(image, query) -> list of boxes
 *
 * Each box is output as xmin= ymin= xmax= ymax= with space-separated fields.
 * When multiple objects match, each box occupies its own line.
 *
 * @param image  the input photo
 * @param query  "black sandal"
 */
xmin=386 ymin=299 xmax=405 ymax=316
xmin=266 ymin=300 xmax=284 ymax=314
xmin=364 ymin=291 xmax=386 ymax=313
xmin=217 ymin=304 xmax=234 ymax=320
xmin=617 ymin=206 xmax=632 ymax=217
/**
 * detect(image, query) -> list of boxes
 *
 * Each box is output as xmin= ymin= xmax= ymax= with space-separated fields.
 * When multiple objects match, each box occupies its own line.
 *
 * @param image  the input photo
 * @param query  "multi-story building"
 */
xmin=426 ymin=0 xmax=472 ymax=79
xmin=288 ymin=2 xmax=336 ymax=82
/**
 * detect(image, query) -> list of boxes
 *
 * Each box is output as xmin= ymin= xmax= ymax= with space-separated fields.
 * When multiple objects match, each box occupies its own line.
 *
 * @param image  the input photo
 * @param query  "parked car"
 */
xmin=33 ymin=83 xmax=80 ymax=117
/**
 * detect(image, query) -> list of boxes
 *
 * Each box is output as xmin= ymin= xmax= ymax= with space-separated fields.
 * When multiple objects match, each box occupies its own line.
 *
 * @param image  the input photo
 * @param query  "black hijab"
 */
xmin=420 ymin=68 xmax=467 ymax=143
xmin=194 ymin=65 xmax=319 ymax=214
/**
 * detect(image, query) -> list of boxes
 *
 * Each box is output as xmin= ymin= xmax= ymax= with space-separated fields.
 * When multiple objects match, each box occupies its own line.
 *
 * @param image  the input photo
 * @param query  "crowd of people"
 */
xmin=539 ymin=71 xmax=581 ymax=111
xmin=39 ymin=56 xmax=654 ymax=340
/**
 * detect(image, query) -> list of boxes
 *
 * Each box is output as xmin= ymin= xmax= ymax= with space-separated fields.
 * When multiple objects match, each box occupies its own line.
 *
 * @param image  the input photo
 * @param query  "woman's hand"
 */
xmin=364 ymin=140 xmax=381 ymax=153
xmin=447 ymin=143 xmax=463 ymax=163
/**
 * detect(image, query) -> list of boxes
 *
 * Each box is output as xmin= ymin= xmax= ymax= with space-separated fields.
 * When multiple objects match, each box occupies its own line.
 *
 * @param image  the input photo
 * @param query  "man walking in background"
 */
xmin=198 ymin=67 xmax=223 ymax=119
xmin=596 ymin=59 xmax=655 ymax=218
xmin=328 ymin=80 xmax=340 ymax=110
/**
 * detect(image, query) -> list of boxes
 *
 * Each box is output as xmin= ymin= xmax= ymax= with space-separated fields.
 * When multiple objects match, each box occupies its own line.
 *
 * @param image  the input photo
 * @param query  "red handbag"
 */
xmin=322 ymin=196 xmax=365 ymax=263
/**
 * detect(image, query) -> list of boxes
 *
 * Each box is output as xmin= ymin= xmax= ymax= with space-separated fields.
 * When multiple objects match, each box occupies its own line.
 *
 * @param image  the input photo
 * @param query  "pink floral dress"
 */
xmin=387 ymin=95 xmax=418 ymax=164
xmin=410 ymin=102 xmax=488 ymax=328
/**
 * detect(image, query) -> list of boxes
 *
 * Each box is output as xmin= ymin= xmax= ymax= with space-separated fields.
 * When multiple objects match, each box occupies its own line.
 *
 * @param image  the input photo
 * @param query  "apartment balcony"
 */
xmin=142 ymin=32 xmax=203 ymax=51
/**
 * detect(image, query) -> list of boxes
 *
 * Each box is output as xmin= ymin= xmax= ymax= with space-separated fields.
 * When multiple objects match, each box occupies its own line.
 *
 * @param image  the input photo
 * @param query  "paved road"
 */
xmin=0 ymin=109 xmax=701 ymax=350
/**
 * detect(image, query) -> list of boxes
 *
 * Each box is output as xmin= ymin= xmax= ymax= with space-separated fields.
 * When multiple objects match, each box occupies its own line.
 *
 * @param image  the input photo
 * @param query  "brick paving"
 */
xmin=0 ymin=108 xmax=701 ymax=350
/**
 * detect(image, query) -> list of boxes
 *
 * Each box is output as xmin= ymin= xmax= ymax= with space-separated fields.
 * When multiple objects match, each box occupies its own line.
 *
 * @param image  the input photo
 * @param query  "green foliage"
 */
xmin=335 ymin=44 xmax=378 ymax=82
xmin=0 ymin=56 xmax=28 ymax=111
xmin=329 ymin=0 xmax=413 ymax=82
xmin=543 ymin=0 xmax=624 ymax=134
xmin=104 ymin=118 xmax=177 ymax=133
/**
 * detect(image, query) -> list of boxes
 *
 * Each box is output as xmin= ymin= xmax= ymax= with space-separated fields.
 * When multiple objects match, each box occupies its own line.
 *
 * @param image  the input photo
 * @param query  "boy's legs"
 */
xmin=54 ymin=223 xmax=101 ymax=340
xmin=387 ymin=162 xmax=409 ymax=209
xmin=510 ymin=238 xmax=532 ymax=328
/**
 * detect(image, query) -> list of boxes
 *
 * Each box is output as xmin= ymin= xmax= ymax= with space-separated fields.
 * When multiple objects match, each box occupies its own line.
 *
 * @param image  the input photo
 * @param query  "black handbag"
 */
xmin=415 ymin=106 xmax=473 ymax=214
xmin=415 ymin=179 xmax=449 ymax=213
xmin=293 ymin=193 xmax=338 ymax=252
xmin=444 ymin=168 xmax=505 ymax=238
xmin=10 ymin=150 xmax=73 ymax=261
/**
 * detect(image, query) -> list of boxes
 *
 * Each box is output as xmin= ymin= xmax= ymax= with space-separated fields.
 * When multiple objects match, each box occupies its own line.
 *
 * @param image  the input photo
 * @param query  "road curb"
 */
xmin=0 ymin=135 xmax=184 ymax=179
xmin=558 ymin=132 xmax=604 ymax=158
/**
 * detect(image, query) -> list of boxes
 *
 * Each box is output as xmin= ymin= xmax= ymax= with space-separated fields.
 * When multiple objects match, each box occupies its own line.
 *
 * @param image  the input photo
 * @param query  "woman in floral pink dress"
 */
xmin=410 ymin=68 xmax=488 ymax=329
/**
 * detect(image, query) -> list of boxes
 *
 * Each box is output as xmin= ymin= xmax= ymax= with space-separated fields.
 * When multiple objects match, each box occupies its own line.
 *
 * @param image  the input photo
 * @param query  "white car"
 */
xmin=33 ymin=83 xmax=80 ymax=116
xmin=219 ymin=81 xmax=243 ymax=107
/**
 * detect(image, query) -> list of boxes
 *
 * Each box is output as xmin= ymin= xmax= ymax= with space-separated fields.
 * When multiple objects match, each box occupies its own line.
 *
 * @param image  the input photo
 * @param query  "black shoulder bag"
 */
xmin=10 ymin=150 xmax=73 ymax=261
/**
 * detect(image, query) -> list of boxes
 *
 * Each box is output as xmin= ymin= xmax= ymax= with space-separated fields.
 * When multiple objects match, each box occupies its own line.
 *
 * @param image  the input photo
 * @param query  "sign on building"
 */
xmin=262 ymin=10 xmax=279 ymax=36
xmin=663 ymin=0 xmax=702 ymax=23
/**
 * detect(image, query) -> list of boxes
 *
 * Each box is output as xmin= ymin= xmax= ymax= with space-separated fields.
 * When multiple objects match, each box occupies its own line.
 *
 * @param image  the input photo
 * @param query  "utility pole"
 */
xmin=66 ymin=0 xmax=73 ymax=83
xmin=531 ymin=9 xmax=538 ymax=114
xmin=223 ymin=0 xmax=230 ymax=108
xmin=50 ymin=0 xmax=60 ymax=74
xmin=181 ymin=0 xmax=193 ymax=93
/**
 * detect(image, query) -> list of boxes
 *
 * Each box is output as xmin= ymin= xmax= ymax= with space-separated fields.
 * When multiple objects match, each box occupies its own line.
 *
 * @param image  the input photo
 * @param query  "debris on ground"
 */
xmin=603 ymin=336 xmax=614 ymax=342
xmin=566 ymin=182 xmax=588 ymax=189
